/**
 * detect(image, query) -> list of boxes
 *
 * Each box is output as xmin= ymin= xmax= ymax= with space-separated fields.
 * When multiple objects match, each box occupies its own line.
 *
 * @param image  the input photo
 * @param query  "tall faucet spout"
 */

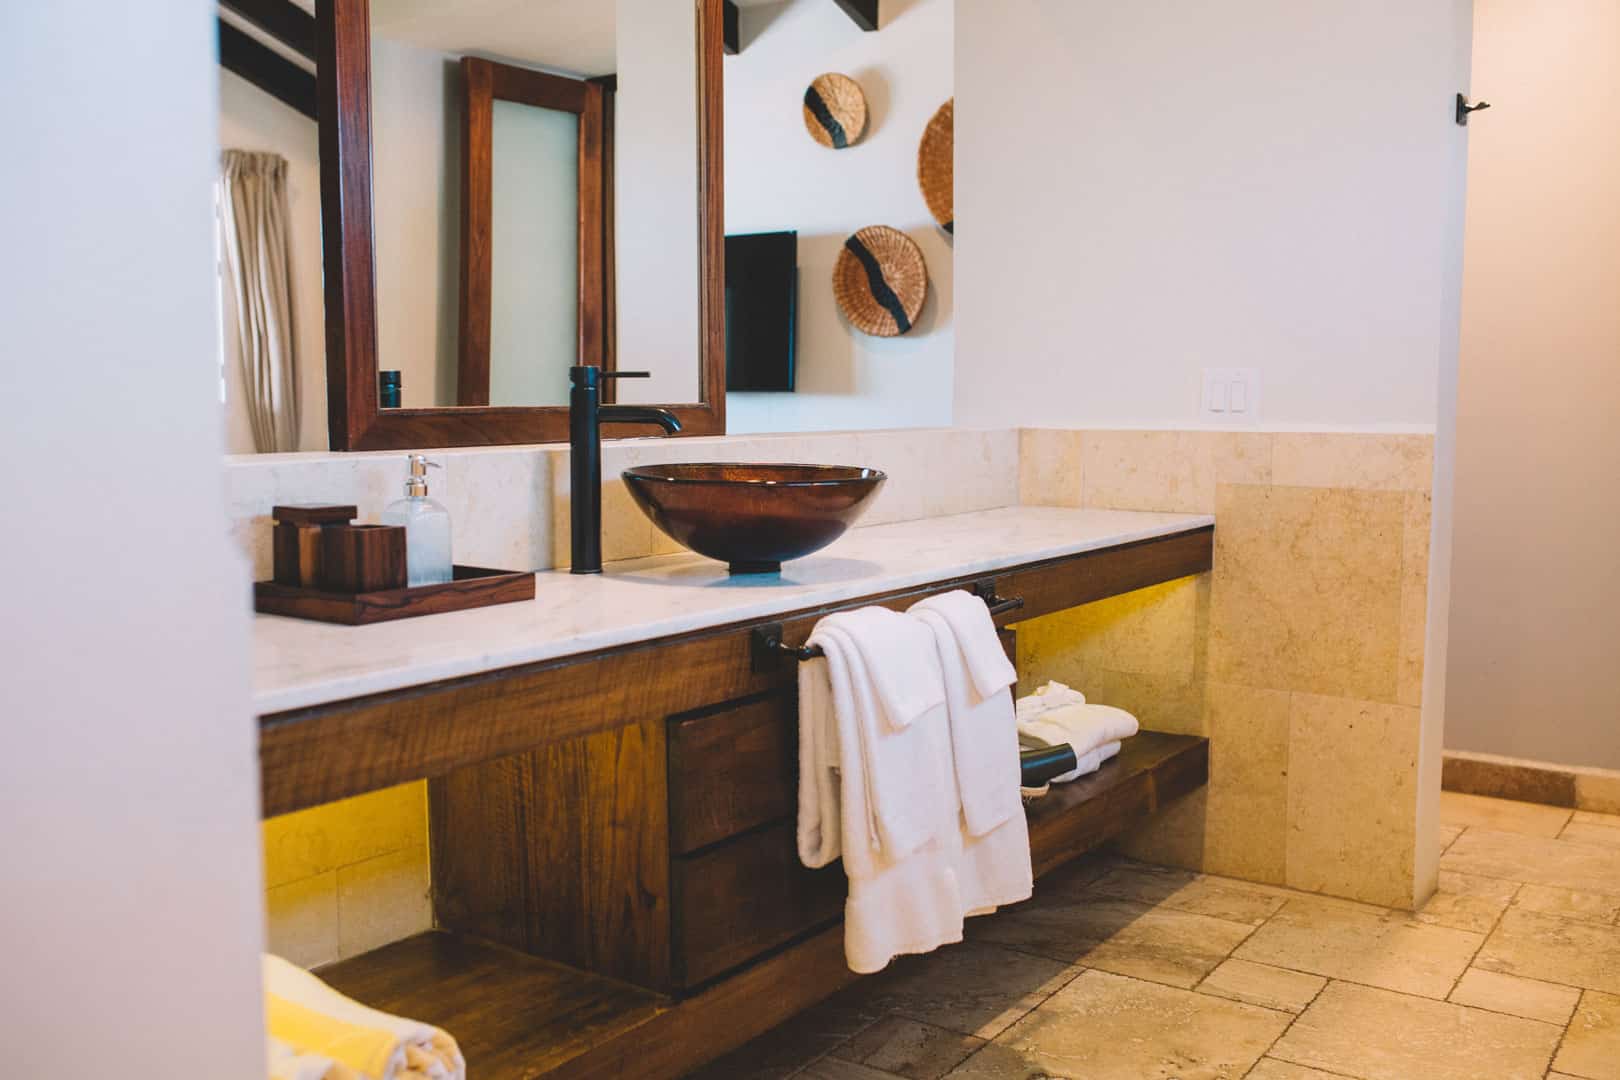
xmin=599 ymin=405 xmax=683 ymax=434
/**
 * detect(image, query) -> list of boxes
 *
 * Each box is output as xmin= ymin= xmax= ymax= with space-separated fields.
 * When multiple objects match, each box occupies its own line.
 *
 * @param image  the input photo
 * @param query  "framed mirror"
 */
xmin=317 ymin=0 xmax=725 ymax=449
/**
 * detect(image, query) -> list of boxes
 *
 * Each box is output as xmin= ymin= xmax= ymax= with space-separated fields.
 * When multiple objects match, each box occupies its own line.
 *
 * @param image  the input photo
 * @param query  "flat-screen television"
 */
xmin=725 ymin=231 xmax=797 ymax=392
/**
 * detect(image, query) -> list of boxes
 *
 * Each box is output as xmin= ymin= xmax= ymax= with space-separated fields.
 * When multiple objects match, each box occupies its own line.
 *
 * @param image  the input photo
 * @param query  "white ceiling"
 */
xmin=369 ymin=0 xmax=617 ymax=77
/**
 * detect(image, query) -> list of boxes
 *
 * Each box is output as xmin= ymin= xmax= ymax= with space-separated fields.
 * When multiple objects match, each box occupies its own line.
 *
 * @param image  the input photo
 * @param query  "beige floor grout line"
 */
xmin=1543 ymin=987 xmax=1586 ymax=1079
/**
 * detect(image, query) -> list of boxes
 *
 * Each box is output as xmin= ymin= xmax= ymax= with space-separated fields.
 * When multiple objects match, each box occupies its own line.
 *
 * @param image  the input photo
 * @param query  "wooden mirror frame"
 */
xmin=316 ymin=0 xmax=726 ymax=450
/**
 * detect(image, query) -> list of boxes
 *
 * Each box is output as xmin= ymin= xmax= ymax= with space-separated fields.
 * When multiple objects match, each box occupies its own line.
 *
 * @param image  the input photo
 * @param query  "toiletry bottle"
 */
xmin=382 ymin=454 xmax=453 ymax=586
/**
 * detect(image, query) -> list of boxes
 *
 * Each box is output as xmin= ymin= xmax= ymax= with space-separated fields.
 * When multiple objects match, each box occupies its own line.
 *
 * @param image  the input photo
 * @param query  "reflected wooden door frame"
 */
xmin=317 ymin=0 xmax=726 ymax=449
xmin=456 ymin=58 xmax=607 ymax=407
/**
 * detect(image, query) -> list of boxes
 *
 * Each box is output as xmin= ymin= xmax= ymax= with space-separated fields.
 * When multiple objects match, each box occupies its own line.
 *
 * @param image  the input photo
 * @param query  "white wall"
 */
xmin=723 ymin=0 xmax=955 ymax=434
xmin=954 ymin=0 xmax=1472 ymax=432
xmin=219 ymin=69 xmax=330 ymax=451
xmin=0 ymin=3 xmax=265 ymax=1077
xmin=1446 ymin=0 xmax=1620 ymax=770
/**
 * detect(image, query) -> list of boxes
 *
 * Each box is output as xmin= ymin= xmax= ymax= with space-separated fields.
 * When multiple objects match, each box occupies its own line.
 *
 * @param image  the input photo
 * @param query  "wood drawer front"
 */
xmin=672 ymin=822 xmax=844 ymax=988
xmin=669 ymin=694 xmax=796 ymax=854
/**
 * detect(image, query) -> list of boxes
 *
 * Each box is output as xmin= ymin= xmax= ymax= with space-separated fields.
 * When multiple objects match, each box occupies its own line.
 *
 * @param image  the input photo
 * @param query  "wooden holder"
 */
xmin=271 ymin=504 xmax=358 ymax=587
xmin=254 ymin=566 xmax=535 ymax=626
xmin=320 ymin=524 xmax=407 ymax=593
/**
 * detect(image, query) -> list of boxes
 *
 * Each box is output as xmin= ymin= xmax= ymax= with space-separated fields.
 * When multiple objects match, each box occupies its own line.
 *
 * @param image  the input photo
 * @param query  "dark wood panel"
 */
xmin=551 ymin=925 xmax=855 ymax=1079
xmin=317 ymin=932 xmax=667 ymax=1079
xmin=217 ymin=18 xmax=317 ymax=120
xmin=672 ymin=822 xmax=845 ymax=988
xmin=431 ymin=717 xmax=672 ymax=990
xmin=260 ymin=528 xmax=1213 ymax=815
xmin=1026 ymin=732 xmax=1209 ymax=878
xmin=669 ymin=694 xmax=796 ymax=854
xmin=221 ymin=0 xmax=317 ymax=60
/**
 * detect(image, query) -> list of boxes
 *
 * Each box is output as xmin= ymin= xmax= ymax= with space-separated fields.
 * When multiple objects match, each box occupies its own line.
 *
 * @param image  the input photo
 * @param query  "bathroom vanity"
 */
xmin=255 ymin=506 xmax=1215 ymax=1079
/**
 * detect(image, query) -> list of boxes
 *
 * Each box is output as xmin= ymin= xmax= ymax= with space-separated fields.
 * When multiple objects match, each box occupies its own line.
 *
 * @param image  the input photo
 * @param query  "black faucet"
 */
xmin=570 ymin=365 xmax=682 ymax=574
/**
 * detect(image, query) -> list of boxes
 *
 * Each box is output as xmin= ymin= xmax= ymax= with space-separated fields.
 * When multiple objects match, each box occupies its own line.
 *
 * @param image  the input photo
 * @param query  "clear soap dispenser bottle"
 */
xmin=382 ymin=454 xmax=453 ymax=586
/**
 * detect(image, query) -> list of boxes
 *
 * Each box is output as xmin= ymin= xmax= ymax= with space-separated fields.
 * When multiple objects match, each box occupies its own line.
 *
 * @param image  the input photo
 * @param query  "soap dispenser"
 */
xmin=382 ymin=454 xmax=453 ymax=586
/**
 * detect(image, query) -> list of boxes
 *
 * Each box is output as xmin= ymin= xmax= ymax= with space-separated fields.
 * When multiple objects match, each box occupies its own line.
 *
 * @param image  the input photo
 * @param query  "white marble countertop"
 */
xmin=253 ymin=506 xmax=1213 ymax=715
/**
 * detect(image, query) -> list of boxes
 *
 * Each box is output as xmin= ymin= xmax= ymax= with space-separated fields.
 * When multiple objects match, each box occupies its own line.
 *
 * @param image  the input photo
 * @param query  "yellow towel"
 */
xmin=262 ymin=955 xmax=465 ymax=1080
xmin=266 ymin=993 xmax=399 ymax=1079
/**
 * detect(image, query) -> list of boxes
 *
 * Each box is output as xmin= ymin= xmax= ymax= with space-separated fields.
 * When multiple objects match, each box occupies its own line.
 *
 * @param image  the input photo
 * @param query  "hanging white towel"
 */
xmin=909 ymin=591 xmax=1021 ymax=836
xmin=798 ymin=609 xmax=966 ymax=973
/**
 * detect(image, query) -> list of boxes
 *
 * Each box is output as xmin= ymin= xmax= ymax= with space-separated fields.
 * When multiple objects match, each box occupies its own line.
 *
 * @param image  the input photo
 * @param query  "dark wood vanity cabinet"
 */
xmin=281 ymin=526 xmax=1217 ymax=1080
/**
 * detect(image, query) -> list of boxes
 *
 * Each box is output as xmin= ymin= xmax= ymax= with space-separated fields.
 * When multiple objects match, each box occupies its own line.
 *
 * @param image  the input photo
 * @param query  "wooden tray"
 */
xmin=254 ymin=565 xmax=535 ymax=625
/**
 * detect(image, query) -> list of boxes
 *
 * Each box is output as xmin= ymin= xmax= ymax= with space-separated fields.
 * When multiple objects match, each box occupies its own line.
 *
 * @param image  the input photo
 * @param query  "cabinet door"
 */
xmin=668 ymin=693 xmax=796 ymax=854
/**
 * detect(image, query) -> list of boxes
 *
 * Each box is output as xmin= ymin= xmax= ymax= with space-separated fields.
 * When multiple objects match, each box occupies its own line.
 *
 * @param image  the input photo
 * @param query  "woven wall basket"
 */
xmin=918 ymin=98 xmax=953 ymax=233
xmin=803 ymin=73 xmax=868 ymax=149
xmin=833 ymin=226 xmax=928 ymax=337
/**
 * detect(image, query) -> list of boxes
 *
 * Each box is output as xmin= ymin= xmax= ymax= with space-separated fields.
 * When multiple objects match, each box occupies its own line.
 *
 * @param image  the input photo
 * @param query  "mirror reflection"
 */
xmin=213 ymin=0 xmax=703 ymax=453
xmin=368 ymin=0 xmax=702 ymax=410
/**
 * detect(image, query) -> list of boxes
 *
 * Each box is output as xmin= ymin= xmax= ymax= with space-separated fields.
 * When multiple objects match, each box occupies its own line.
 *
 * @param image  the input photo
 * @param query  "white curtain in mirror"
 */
xmin=219 ymin=150 xmax=300 ymax=452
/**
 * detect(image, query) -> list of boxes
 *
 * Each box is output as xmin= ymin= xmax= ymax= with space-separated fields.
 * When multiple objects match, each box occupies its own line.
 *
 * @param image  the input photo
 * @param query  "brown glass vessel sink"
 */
xmin=621 ymin=463 xmax=887 ymax=574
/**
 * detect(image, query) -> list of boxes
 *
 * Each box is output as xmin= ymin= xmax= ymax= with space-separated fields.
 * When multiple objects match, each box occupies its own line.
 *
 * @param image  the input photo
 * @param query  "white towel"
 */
xmin=263 ymin=955 xmax=466 ymax=1080
xmin=909 ymin=592 xmax=1021 ymax=836
xmin=268 ymin=1037 xmax=349 ymax=1080
xmin=798 ymin=608 xmax=966 ymax=973
xmin=1022 ymin=702 xmax=1139 ymax=758
xmin=1015 ymin=680 xmax=1086 ymax=723
xmin=909 ymin=592 xmax=1032 ymax=920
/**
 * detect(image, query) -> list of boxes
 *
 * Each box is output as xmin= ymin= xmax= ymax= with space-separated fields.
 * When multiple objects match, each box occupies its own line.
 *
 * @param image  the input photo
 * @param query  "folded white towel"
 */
xmin=1015 ymin=680 xmax=1086 ymax=722
xmin=910 ymin=592 xmax=1021 ymax=837
xmin=799 ymin=609 xmax=965 ymax=973
xmin=1019 ymin=702 xmax=1139 ymax=759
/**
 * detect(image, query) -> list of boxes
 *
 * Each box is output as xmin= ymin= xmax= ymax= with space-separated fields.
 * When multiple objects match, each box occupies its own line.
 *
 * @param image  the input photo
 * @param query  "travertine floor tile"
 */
xmin=852 ymin=942 xmax=1076 ymax=1039
xmin=1079 ymin=861 xmax=1288 ymax=926
xmin=832 ymin=1017 xmax=984 ymax=1080
xmin=1269 ymin=981 xmax=1560 ymax=1080
xmin=1246 ymin=1060 xmax=1352 ymax=1080
xmin=685 ymin=995 xmax=884 ymax=1080
xmin=1553 ymin=990 xmax=1620 ymax=1080
xmin=1561 ymin=820 xmax=1620 ymax=849
xmin=969 ymin=895 xmax=1252 ymax=988
xmin=1233 ymin=896 xmax=1481 ymax=998
xmin=1439 ymin=791 xmax=1572 ymax=837
xmin=1475 ymin=909 xmax=1620 ymax=994
xmin=1573 ymin=809 xmax=1620 ymax=827
xmin=1415 ymin=870 xmax=1519 ymax=934
xmin=1196 ymin=957 xmax=1326 ymax=1013
xmin=1442 ymin=827 xmax=1620 ymax=895
xmin=1513 ymin=883 xmax=1620 ymax=925
xmin=943 ymin=970 xmax=1289 ymax=1080
xmin=800 ymin=1058 xmax=906 ymax=1080
xmin=1439 ymin=823 xmax=1464 ymax=851
xmin=1448 ymin=968 xmax=1580 ymax=1025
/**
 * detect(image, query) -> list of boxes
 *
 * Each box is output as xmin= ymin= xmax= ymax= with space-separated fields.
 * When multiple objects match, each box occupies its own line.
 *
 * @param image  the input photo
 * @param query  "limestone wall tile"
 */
xmin=1209 ymin=483 xmax=1405 ymax=702
xmin=336 ymin=846 xmax=432 ymax=960
xmin=1203 ymin=682 xmax=1291 ymax=884
xmin=1017 ymin=428 xmax=1084 ymax=507
xmin=1271 ymin=432 xmax=1434 ymax=492
xmin=1398 ymin=490 xmax=1432 ymax=706
xmin=265 ymin=871 xmax=339 ymax=969
xmin=1079 ymin=430 xmax=1272 ymax=513
xmin=1285 ymin=693 xmax=1420 ymax=907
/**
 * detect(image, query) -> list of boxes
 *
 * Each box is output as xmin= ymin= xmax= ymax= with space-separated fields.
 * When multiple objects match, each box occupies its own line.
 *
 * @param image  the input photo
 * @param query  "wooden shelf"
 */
xmin=1026 ymin=731 xmax=1209 ymax=878
xmin=317 ymin=932 xmax=667 ymax=1079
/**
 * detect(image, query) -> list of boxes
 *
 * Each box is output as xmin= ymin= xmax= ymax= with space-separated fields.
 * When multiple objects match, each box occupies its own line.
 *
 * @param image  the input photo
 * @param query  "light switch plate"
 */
xmin=1201 ymin=368 xmax=1261 ymax=423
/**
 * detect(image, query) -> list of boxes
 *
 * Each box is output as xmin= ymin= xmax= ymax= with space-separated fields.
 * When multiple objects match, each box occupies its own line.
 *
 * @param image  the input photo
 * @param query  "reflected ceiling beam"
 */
xmin=219 ymin=0 xmax=317 ymax=62
xmin=830 ymin=0 xmax=879 ymax=32
xmin=723 ymin=1 xmax=739 ymax=55
xmin=218 ymin=18 xmax=317 ymax=120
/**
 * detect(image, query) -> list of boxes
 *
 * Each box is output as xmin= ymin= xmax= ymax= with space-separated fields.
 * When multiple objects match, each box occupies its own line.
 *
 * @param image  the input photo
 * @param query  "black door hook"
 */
xmin=1456 ymin=93 xmax=1492 ymax=126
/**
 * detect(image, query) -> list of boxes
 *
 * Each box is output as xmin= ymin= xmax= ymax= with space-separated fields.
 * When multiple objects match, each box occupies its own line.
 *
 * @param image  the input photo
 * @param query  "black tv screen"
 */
xmin=725 ymin=231 xmax=798 ymax=392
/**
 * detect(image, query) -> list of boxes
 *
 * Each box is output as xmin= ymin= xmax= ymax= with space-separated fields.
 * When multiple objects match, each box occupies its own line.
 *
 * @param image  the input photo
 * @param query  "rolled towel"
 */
xmin=1014 ymin=680 xmax=1086 ymax=723
xmin=264 ymin=955 xmax=466 ymax=1080
xmin=268 ymin=1036 xmax=358 ymax=1080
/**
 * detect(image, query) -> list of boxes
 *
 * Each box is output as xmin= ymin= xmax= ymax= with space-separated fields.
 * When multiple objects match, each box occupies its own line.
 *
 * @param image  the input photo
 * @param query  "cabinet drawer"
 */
xmin=672 ymin=822 xmax=844 ymax=988
xmin=669 ymin=694 xmax=796 ymax=854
